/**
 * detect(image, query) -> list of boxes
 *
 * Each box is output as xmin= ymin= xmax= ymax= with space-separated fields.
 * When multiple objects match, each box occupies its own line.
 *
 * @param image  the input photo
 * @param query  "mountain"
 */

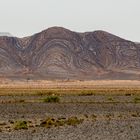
xmin=0 ymin=26 xmax=140 ymax=80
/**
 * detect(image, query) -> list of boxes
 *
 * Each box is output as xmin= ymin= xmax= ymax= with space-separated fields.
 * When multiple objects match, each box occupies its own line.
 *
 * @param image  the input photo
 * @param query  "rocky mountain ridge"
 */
xmin=0 ymin=27 xmax=140 ymax=80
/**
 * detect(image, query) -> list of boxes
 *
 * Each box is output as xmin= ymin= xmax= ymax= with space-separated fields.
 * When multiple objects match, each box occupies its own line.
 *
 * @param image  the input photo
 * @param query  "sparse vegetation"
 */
xmin=18 ymin=99 xmax=25 ymax=103
xmin=118 ymin=114 xmax=123 ymax=118
xmin=14 ymin=120 xmax=28 ymax=130
xmin=131 ymin=112 xmax=139 ymax=117
xmin=66 ymin=117 xmax=83 ymax=126
xmin=40 ymin=116 xmax=83 ymax=128
xmin=134 ymin=97 xmax=140 ymax=103
xmin=107 ymin=97 xmax=114 ymax=101
xmin=91 ymin=114 xmax=97 ymax=120
xmin=40 ymin=118 xmax=57 ymax=128
xmin=1 ymin=82 xmax=140 ymax=134
xmin=1 ymin=86 xmax=140 ymax=96
xmin=79 ymin=91 xmax=93 ymax=96
xmin=37 ymin=91 xmax=58 ymax=96
xmin=43 ymin=96 xmax=60 ymax=103
xmin=129 ymin=125 xmax=133 ymax=129
xmin=105 ymin=114 xmax=112 ymax=120
xmin=0 ymin=111 xmax=140 ymax=132
xmin=125 ymin=93 xmax=131 ymax=96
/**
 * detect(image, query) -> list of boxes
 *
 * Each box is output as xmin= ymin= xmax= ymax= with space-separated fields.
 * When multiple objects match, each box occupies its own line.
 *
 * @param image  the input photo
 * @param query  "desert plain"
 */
xmin=0 ymin=80 xmax=140 ymax=140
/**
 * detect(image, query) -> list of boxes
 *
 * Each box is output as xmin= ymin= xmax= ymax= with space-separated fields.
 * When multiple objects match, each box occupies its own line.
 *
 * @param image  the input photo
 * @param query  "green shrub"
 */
xmin=107 ymin=97 xmax=114 ymax=101
xmin=14 ymin=120 xmax=28 ymax=130
xmin=134 ymin=97 xmax=140 ymax=103
xmin=43 ymin=96 xmax=60 ymax=103
xmin=79 ymin=91 xmax=93 ymax=96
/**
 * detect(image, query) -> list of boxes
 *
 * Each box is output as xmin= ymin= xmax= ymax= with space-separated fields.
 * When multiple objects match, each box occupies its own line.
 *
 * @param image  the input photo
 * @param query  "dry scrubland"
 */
xmin=0 ymin=80 xmax=140 ymax=140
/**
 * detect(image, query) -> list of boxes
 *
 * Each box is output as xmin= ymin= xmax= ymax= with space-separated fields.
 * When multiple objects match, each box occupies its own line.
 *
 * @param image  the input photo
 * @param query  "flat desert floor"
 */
xmin=1 ymin=80 xmax=140 ymax=89
xmin=0 ymin=80 xmax=140 ymax=140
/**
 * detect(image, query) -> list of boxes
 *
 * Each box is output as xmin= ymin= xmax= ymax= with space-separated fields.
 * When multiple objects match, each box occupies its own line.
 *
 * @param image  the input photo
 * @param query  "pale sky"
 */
xmin=0 ymin=0 xmax=139 ymax=42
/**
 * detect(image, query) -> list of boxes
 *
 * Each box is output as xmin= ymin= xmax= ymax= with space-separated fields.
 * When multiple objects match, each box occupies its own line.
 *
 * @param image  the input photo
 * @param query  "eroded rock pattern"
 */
xmin=0 ymin=27 xmax=140 ymax=80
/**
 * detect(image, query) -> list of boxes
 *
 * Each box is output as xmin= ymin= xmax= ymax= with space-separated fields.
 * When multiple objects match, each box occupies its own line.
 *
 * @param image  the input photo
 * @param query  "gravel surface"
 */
xmin=0 ymin=95 xmax=140 ymax=140
xmin=0 ymin=120 xmax=140 ymax=140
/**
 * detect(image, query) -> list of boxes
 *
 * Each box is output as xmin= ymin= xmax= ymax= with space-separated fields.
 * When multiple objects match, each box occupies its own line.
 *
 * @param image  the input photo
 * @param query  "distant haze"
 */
xmin=0 ymin=0 xmax=139 ymax=42
xmin=0 ymin=32 xmax=12 ymax=37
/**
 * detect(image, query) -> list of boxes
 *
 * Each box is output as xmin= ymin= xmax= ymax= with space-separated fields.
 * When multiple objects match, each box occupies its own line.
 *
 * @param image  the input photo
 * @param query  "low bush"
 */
xmin=14 ymin=120 xmax=28 ymax=130
xmin=134 ymin=97 xmax=140 ymax=103
xmin=43 ymin=96 xmax=60 ymax=103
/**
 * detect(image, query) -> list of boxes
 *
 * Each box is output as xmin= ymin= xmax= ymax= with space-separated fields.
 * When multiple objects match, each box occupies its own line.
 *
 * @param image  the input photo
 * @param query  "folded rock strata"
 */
xmin=0 ymin=27 xmax=140 ymax=80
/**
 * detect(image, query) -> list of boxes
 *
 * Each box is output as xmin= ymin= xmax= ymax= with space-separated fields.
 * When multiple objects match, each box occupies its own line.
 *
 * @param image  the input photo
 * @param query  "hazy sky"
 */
xmin=0 ymin=0 xmax=139 ymax=41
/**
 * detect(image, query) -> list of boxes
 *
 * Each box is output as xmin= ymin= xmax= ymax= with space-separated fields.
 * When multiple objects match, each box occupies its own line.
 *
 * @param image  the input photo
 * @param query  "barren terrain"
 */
xmin=1 ymin=80 xmax=140 ymax=89
xmin=0 ymin=80 xmax=140 ymax=140
xmin=0 ymin=27 xmax=140 ymax=80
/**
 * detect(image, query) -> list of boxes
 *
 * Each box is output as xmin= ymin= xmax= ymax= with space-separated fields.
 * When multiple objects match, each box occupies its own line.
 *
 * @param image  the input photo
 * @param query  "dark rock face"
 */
xmin=0 ymin=27 xmax=140 ymax=80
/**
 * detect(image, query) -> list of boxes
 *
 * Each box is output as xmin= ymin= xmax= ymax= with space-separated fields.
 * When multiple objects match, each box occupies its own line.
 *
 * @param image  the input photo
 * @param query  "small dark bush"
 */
xmin=43 ymin=96 xmax=60 ymax=103
xmin=14 ymin=120 xmax=28 ymax=130
xmin=134 ymin=97 xmax=140 ymax=103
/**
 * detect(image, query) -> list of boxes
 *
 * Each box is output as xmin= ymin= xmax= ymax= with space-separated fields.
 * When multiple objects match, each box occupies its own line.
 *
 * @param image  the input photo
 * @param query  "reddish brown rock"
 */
xmin=0 ymin=27 xmax=140 ymax=80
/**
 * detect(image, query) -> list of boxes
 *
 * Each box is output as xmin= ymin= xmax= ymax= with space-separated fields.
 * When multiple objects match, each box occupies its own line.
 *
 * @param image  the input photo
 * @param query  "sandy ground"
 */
xmin=0 ymin=94 xmax=140 ymax=140
xmin=1 ymin=80 xmax=140 ymax=89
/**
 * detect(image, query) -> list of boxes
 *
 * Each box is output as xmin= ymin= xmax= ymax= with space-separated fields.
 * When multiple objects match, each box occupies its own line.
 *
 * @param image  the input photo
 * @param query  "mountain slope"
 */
xmin=0 ymin=27 xmax=140 ymax=80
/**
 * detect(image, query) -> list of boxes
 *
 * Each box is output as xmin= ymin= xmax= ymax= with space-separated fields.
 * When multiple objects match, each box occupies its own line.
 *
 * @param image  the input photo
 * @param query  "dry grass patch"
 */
xmin=40 ymin=116 xmax=83 ymax=128
xmin=13 ymin=120 xmax=28 ymax=130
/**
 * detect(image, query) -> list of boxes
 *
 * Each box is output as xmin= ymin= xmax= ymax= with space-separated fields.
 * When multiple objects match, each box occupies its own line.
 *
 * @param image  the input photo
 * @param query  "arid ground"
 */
xmin=0 ymin=80 xmax=140 ymax=140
